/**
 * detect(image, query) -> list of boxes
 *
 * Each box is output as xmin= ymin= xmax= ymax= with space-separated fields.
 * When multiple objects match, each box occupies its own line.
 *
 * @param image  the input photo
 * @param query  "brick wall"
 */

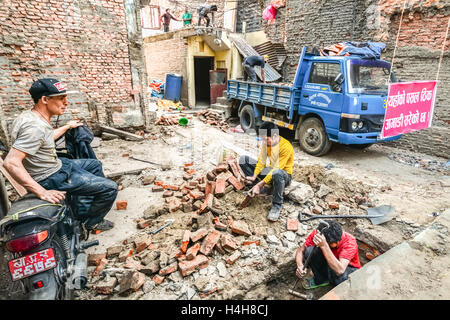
xmin=0 ymin=0 xmax=146 ymax=145
xmin=235 ymin=0 xmax=449 ymax=158
xmin=236 ymin=0 xmax=262 ymax=33
xmin=143 ymin=31 xmax=188 ymax=105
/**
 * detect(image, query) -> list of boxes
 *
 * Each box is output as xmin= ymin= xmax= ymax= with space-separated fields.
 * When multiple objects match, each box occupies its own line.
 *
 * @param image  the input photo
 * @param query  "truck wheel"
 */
xmin=240 ymin=105 xmax=255 ymax=132
xmin=298 ymin=117 xmax=332 ymax=156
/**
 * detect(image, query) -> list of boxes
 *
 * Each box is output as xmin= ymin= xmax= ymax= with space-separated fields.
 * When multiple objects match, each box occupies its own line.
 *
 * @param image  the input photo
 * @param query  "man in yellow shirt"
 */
xmin=239 ymin=122 xmax=294 ymax=221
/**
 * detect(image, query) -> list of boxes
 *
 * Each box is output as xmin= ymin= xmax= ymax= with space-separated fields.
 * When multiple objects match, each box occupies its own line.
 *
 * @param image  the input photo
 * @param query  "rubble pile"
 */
xmin=83 ymin=163 xmax=386 ymax=300
xmin=195 ymin=110 xmax=230 ymax=132
xmin=155 ymin=114 xmax=192 ymax=126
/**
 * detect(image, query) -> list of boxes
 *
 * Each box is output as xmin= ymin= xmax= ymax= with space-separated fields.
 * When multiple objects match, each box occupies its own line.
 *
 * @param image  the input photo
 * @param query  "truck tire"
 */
xmin=298 ymin=117 xmax=332 ymax=156
xmin=240 ymin=105 xmax=255 ymax=132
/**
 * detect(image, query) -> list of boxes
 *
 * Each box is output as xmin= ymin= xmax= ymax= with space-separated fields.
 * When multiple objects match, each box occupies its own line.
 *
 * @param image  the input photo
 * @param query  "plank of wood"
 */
xmin=99 ymin=125 xmax=144 ymax=141
xmin=106 ymin=168 xmax=148 ymax=179
xmin=0 ymin=158 xmax=27 ymax=197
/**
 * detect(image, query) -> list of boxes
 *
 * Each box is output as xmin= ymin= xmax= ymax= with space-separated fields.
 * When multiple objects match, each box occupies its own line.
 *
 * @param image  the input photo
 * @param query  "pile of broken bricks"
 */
xmin=138 ymin=157 xmax=246 ymax=227
xmin=155 ymin=114 xmax=193 ymax=126
xmin=88 ymin=157 xmax=261 ymax=297
xmin=195 ymin=110 xmax=230 ymax=132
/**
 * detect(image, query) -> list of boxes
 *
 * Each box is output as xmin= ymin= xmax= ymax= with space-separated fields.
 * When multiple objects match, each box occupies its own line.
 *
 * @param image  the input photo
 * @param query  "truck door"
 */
xmin=300 ymin=61 xmax=344 ymax=137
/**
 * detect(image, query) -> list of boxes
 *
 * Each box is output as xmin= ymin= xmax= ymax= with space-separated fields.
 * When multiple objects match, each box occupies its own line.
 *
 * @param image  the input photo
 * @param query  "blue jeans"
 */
xmin=304 ymin=246 xmax=358 ymax=286
xmin=239 ymin=155 xmax=291 ymax=207
xmin=38 ymin=158 xmax=118 ymax=228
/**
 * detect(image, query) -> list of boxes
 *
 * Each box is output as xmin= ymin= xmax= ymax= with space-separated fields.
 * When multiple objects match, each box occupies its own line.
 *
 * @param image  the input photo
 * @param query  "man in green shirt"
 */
xmin=182 ymin=7 xmax=192 ymax=26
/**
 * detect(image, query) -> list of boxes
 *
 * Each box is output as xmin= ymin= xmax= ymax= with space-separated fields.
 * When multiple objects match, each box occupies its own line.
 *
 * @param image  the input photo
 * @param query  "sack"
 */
xmin=262 ymin=4 xmax=277 ymax=21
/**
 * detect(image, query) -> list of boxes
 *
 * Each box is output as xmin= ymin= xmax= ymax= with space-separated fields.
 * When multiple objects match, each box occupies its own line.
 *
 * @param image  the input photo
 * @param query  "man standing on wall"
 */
xmin=197 ymin=2 xmax=218 ymax=27
xmin=3 ymin=78 xmax=118 ymax=235
xmin=182 ymin=7 xmax=192 ymax=27
xmin=243 ymin=55 xmax=269 ymax=83
xmin=161 ymin=8 xmax=180 ymax=32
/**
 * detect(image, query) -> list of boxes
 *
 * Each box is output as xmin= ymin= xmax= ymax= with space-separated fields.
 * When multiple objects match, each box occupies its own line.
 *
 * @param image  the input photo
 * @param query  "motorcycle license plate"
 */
xmin=8 ymin=248 xmax=57 ymax=281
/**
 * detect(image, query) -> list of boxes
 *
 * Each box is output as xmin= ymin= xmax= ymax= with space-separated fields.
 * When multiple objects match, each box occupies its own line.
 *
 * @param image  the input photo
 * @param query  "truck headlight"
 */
xmin=358 ymin=121 xmax=364 ymax=129
xmin=351 ymin=121 xmax=358 ymax=131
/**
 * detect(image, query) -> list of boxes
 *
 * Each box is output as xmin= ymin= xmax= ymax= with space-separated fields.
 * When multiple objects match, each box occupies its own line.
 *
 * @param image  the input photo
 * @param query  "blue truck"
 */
xmin=227 ymin=47 xmax=402 ymax=156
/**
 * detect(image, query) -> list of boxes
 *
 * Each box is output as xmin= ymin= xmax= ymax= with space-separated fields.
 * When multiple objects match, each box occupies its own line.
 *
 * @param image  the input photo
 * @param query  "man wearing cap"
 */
xmin=3 ymin=78 xmax=118 ymax=234
xmin=242 ymin=55 xmax=269 ymax=83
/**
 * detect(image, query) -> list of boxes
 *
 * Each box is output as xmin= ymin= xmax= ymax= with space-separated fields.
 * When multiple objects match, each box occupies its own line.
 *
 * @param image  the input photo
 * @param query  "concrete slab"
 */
xmin=320 ymin=209 xmax=450 ymax=300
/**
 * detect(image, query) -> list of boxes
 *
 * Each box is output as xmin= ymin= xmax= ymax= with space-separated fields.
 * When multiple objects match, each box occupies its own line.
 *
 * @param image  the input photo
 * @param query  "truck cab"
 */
xmin=294 ymin=50 xmax=401 ymax=155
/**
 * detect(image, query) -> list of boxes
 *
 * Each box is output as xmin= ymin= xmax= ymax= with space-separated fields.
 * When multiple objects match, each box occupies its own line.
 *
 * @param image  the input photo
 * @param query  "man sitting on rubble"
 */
xmin=239 ymin=121 xmax=294 ymax=222
xmin=295 ymin=220 xmax=361 ymax=289
xmin=3 ymin=78 xmax=118 ymax=235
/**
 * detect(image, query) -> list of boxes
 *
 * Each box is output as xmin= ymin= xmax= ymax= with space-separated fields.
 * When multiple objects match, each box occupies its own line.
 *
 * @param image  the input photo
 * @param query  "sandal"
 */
xmin=267 ymin=204 xmax=282 ymax=222
xmin=302 ymin=277 xmax=330 ymax=290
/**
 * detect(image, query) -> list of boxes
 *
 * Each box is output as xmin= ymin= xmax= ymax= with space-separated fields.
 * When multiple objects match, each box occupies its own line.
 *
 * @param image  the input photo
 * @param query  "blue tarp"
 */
xmin=321 ymin=41 xmax=386 ymax=59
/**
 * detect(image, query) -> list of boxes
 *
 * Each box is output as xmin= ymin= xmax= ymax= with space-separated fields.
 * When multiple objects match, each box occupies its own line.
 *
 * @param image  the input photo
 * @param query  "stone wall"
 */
xmin=0 ymin=0 xmax=148 ymax=147
xmin=235 ymin=0 xmax=449 ymax=158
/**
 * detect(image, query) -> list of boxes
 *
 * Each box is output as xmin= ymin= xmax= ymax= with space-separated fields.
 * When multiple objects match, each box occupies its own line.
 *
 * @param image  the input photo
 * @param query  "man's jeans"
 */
xmin=239 ymin=155 xmax=291 ymax=207
xmin=243 ymin=63 xmax=258 ymax=82
xmin=38 ymin=158 xmax=118 ymax=228
xmin=304 ymin=246 xmax=358 ymax=286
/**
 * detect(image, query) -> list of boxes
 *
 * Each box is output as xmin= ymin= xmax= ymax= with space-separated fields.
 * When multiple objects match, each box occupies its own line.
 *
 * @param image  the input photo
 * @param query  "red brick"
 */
xmin=178 ymin=254 xmax=209 ymax=277
xmin=216 ymin=163 xmax=228 ymax=172
xmin=120 ymin=271 xmax=146 ymax=294
xmin=152 ymin=274 xmax=165 ymax=285
xmin=226 ymin=250 xmax=242 ymax=265
xmin=231 ymin=220 xmax=252 ymax=237
xmin=162 ymin=190 xmax=174 ymax=198
xmin=181 ymin=230 xmax=191 ymax=253
xmin=228 ymin=176 xmax=244 ymax=190
xmin=116 ymin=200 xmax=128 ymax=210
xmin=152 ymin=185 xmax=164 ymax=192
xmin=199 ymin=193 xmax=214 ymax=214
xmin=214 ymin=178 xmax=226 ymax=197
xmin=168 ymin=198 xmax=181 ymax=213
xmin=242 ymin=240 xmax=261 ymax=246
xmin=88 ymin=253 xmax=106 ymax=266
xmin=189 ymin=189 xmax=204 ymax=200
xmin=165 ymin=184 xmax=180 ymax=191
xmin=221 ymin=234 xmax=238 ymax=252
xmin=189 ymin=181 xmax=198 ymax=187
xmin=215 ymin=171 xmax=233 ymax=181
xmin=183 ymin=173 xmax=193 ymax=181
xmin=119 ymin=249 xmax=134 ymax=262
xmin=286 ymin=218 xmax=298 ymax=231
xmin=205 ymin=180 xmax=215 ymax=198
xmin=136 ymin=219 xmax=152 ymax=229
xmin=215 ymin=241 xmax=226 ymax=255
xmin=197 ymin=183 xmax=206 ymax=192
xmin=134 ymin=235 xmax=151 ymax=253
xmin=328 ymin=202 xmax=340 ymax=209
xmin=200 ymin=230 xmax=222 ymax=256
xmin=214 ymin=220 xmax=228 ymax=231
xmin=93 ymin=258 xmax=108 ymax=276
xmin=186 ymin=242 xmax=200 ymax=260
xmin=227 ymin=159 xmax=241 ymax=178
xmin=191 ymin=228 xmax=209 ymax=242
xmin=159 ymin=262 xmax=178 ymax=276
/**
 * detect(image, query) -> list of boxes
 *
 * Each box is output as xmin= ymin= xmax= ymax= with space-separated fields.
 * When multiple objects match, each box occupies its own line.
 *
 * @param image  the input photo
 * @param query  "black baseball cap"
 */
xmin=29 ymin=78 xmax=77 ymax=102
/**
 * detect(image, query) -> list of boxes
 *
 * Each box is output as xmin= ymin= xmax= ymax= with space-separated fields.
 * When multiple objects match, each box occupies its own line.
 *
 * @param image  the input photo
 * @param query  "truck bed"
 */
xmin=227 ymin=80 xmax=300 ymax=112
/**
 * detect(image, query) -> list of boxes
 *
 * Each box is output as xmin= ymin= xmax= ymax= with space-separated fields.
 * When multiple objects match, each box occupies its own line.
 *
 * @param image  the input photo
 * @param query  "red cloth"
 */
xmin=305 ymin=230 xmax=361 ymax=269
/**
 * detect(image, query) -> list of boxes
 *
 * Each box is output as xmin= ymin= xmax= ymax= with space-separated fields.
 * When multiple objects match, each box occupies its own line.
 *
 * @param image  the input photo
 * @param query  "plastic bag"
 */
xmin=262 ymin=4 xmax=277 ymax=21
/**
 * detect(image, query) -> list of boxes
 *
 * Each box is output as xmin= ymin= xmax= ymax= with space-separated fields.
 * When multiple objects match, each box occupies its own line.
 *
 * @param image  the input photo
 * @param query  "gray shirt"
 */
xmin=10 ymin=110 xmax=62 ymax=182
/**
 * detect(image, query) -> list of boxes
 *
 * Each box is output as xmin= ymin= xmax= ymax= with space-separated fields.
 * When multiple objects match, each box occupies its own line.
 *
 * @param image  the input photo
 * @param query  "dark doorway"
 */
xmin=194 ymin=56 xmax=214 ymax=107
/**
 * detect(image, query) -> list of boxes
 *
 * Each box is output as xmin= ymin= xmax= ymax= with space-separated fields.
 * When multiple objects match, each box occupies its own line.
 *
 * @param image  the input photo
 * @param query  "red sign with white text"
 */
xmin=381 ymin=81 xmax=438 ymax=139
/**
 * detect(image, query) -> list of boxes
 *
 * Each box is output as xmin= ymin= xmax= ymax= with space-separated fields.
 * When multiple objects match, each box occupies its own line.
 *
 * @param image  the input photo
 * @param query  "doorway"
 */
xmin=194 ymin=56 xmax=214 ymax=107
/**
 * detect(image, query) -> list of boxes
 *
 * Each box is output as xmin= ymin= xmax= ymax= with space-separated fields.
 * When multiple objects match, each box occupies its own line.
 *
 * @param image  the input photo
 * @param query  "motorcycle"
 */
xmin=0 ymin=174 xmax=99 ymax=300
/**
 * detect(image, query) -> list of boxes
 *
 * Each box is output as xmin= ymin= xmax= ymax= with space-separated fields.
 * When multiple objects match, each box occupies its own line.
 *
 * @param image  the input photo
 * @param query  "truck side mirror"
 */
xmin=334 ymin=73 xmax=344 ymax=85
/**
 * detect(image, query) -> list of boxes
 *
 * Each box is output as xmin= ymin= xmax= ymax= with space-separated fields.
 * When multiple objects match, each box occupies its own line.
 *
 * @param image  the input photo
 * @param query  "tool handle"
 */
xmin=299 ymin=213 xmax=383 ymax=222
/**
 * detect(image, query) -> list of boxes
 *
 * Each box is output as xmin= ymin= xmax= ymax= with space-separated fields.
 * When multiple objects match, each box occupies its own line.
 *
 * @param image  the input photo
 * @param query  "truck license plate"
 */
xmin=8 ymin=248 xmax=57 ymax=281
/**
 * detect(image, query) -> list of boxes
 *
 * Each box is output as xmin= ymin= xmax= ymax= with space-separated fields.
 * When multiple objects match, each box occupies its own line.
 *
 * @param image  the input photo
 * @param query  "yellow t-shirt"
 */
xmin=254 ymin=136 xmax=294 ymax=184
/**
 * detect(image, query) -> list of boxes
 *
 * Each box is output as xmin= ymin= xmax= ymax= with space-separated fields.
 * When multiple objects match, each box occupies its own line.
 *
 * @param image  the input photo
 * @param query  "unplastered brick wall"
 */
xmin=0 ymin=0 xmax=138 ymax=136
xmin=244 ymin=0 xmax=449 ymax=158
xmin=143 ymin=31 xmax=188 ymax=104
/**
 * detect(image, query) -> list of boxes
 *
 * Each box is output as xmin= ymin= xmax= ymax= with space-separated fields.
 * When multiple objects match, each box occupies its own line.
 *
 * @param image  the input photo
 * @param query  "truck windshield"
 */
xmin=347 ymin=59 xmax=394 ymax=95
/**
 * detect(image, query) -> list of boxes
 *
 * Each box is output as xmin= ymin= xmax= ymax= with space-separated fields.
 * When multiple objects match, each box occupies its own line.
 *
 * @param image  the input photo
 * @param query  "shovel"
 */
xmin=298 ymin=205 xmax=396 ymax=226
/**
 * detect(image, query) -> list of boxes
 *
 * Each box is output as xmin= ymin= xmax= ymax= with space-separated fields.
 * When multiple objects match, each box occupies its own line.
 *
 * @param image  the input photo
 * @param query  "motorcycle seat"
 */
xmin=0 ymin=194 xmax=66 ymax=232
